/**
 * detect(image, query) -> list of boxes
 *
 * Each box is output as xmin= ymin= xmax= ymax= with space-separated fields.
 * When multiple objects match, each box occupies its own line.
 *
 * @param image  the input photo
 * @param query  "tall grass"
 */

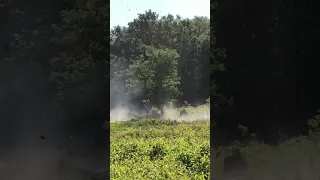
xmin=110 ymin=119 xmax=210 ymax=180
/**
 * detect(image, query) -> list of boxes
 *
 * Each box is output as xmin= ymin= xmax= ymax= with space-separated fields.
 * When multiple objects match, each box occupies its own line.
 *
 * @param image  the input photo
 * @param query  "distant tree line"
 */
xmin=110 ymin=10 xmax=211 ymax=114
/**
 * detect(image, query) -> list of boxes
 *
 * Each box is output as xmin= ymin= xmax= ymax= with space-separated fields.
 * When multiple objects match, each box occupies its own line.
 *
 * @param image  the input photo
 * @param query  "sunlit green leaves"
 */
xmin=110 ymin=119 xmax=210 ymax=180
xmin=126 ymin=46 xmax=181 ymax=107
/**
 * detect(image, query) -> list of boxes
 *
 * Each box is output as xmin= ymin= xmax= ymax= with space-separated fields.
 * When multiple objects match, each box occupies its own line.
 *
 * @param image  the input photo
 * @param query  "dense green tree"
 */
xmin=126 ymin=45 xmax=180 ymax=114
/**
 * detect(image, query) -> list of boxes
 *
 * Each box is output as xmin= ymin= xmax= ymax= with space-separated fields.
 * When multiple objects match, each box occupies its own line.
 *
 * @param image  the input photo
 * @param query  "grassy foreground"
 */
xmin=110 ymin=119 xmax=210 ymax=180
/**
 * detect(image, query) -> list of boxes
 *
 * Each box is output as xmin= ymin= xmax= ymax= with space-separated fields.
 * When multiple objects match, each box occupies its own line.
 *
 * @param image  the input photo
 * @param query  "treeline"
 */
xmin=110 ymin=10 xmax=211 ymax=113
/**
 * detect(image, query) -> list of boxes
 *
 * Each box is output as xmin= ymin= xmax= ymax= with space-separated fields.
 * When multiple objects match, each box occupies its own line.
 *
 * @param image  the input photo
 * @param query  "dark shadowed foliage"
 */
xmin=0 ymin=0 xmax=110 ymax=179
xmin=212 ymin=0 xmax=320 ymax=145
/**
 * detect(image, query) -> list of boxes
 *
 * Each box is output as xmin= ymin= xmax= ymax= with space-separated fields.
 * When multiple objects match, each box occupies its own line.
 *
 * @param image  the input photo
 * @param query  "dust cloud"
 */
xmin=110 ymin=61 xmax=210 ymax=122
xmin=162 ymin=105 xmax=210 ymax=122
xmin=110 ymin=107 xmax=131 ymax=122
xmin=110 ymin=104 xmax=210 ymax=122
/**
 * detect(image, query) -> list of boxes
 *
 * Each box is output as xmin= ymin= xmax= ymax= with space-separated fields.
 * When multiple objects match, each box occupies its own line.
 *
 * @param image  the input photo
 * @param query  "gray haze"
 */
xmin=0 ymin=82 xmax=107 ymax=179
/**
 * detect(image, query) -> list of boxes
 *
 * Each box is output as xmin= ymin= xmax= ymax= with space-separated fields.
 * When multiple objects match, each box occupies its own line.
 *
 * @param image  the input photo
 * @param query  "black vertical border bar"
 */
xmin=105 ymin=0 xmax=111 ymax=179
xmin=0 ymin=0 xmax=111 ymax=178
xmin=210 ymin=1 xmax=215 ymax=178
xmin=210 ymin=1 xmax=221 ymax=179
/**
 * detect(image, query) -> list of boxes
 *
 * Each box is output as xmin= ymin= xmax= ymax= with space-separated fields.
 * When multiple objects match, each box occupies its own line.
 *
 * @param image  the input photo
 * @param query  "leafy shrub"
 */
xmin=110 ymin=119 xmax=210 ymax=179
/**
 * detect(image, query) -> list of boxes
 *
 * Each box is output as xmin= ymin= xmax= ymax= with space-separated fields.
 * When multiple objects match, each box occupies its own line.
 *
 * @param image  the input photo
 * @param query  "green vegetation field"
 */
xmin=110 ymin=119 xmax=210 ymax=180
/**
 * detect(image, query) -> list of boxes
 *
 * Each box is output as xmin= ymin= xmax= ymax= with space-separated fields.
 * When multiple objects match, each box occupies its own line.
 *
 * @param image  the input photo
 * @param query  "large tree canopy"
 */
xmin=110 ymin=10 xmax=211 ymax=109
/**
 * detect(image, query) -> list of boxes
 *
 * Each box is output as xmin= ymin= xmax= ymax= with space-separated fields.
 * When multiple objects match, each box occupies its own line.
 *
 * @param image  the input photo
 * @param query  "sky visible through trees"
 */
xmin=110 ymin=0 xmax=210 ymax=29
